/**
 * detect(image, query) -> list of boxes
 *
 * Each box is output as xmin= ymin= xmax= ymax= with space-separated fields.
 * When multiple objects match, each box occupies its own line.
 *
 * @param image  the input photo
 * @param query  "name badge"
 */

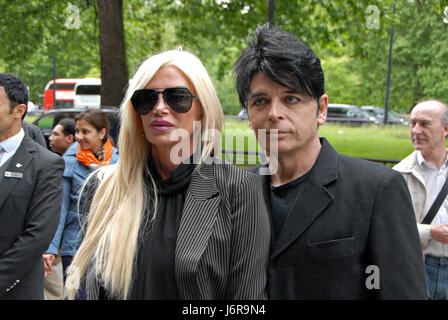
xmin=5 ymin=171 xmax=23 ymax=179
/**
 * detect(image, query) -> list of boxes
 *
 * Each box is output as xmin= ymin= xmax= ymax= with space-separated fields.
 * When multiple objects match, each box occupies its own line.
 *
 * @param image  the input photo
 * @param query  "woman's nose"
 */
xmin=153 ymin=92 xmax=169 ymax=114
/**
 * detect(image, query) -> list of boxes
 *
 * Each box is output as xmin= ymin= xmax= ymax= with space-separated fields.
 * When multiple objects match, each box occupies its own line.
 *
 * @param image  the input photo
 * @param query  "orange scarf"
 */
xmin=76 ymin=139 xmax=114 ymax=169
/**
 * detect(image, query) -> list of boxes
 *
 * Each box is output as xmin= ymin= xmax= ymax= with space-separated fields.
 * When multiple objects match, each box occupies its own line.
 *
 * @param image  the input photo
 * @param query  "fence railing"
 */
xmin=221 ymin=149 xmax=399 ymax=167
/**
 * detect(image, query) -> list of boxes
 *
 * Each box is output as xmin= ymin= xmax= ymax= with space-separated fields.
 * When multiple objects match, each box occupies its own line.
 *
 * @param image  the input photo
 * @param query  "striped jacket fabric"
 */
xmin=83 ymin=158 xmax=271 ymax=300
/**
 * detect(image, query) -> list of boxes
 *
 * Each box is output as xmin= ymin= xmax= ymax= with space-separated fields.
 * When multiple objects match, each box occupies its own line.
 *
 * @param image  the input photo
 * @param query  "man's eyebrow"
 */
xmin=249 ymin=89 xmax=302 ymax=100
xmin=248 ymin=92 xmax=266 ymax=100
xmin=410 ymin=117 xmax=432 ymax=122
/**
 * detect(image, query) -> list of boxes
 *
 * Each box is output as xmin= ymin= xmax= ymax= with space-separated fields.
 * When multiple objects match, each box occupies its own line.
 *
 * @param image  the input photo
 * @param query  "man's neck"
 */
xmin=420 ymin=147 xmax=447 ymax=170
xmin=269 ymin=138 xmax=322 ymax=187
xmin=0 ymin=123 xmax=22 ymax=143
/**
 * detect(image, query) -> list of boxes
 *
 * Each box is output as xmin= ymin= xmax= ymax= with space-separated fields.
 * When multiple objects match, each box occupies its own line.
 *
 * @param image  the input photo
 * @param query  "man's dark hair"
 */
xmin=234 ymin=23 xmax=325 ymax=108
xmin=57 ymin=118 xmax=76 ymax=137
xmin=0 ymin=73 xmax=29 ymax=115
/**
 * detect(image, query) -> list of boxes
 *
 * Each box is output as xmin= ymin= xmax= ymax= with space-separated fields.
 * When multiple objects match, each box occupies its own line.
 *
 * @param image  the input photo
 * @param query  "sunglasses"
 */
xmin=131 ymin=86 xmax=197 ymax=115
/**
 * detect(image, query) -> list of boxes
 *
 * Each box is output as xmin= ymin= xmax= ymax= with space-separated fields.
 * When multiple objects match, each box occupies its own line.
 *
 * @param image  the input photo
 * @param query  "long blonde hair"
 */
xmin=65 ymin=49 xmax=224 ymax=299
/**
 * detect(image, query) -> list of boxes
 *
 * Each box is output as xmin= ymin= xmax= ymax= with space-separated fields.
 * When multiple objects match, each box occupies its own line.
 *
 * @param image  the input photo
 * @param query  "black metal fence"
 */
xmin=221 ymin=149 xmax=399 ymax=168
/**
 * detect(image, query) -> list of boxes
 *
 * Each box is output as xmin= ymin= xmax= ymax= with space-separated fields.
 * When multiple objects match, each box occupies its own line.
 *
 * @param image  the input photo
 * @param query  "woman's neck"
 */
xmin=151 ymin=143 xmax=197 ymax=179
xmin=91 ymin=141 xmax=104 ymax=156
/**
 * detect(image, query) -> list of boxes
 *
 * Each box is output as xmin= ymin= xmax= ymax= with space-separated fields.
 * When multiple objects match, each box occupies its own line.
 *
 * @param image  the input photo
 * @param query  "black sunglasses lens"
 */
xmin=131 ymin=90 xmax=157 ymax=115
xmin=165 ymin=88 xmax=193 ymax=113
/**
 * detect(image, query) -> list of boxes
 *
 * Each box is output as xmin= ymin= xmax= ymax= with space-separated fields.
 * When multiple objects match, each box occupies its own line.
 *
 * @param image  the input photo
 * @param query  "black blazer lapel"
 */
xmin=270 ymin=138 xmax=338 ymax=260
xmin=0 ymin=138 xmax=35 ymax=210
xmin=175 ymin=160 xmax=221 ymax=298
xmin=270 ymin=179 xmax=333 ymax=259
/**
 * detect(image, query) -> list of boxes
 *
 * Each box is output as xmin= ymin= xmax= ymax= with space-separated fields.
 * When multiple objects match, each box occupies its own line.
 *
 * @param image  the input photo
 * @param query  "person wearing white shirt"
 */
xmin=394 ymin=99 xmax=448 ymax=299
xmin=0 ymin=73 xmax=64 ymax=300
xmin=0 ymin=128 xmax=25 ymax=167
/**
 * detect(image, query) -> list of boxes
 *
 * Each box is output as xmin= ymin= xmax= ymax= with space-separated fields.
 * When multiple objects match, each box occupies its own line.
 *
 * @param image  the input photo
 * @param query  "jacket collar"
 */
xmin=187 ymin=158 xmax=220 ymax=201
xmin=269 ymin=137 xmax=337 ymax=259
xmin=0 ymin=128 xmax=25 ymax=153
xmin=175 ymin=158 xmax=221 ymax=298
xmin=64 ymin=142 xmax=78 ymax=156
xmin=394 ymin=151 xmax=428 ymax=186
xmin=0 ymin=137 xmax=37 ymax=210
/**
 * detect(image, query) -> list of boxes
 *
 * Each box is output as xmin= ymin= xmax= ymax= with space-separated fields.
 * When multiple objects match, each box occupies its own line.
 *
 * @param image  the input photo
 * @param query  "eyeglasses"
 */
xmin=131 ymin=86 xmax=197 ymax=115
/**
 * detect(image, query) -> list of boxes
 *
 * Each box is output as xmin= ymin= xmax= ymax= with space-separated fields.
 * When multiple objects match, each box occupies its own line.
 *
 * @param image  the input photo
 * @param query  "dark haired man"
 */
xmin=0 ymin=73 xmax=64 ymax=299
xmin=48 ymin=118 xmax=76 ymax=156
xmin=234 ymin=24 xmax=427 ymax=299
xmin=43 ymin=117 xmax=75 ymax=300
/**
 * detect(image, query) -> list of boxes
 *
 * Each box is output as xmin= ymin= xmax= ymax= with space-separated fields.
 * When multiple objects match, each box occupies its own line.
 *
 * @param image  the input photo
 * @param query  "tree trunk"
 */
xmin=97 ymin=0 xmax=128 ymax=107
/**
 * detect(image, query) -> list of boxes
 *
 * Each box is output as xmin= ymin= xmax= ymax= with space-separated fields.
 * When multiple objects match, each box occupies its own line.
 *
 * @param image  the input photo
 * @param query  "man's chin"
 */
xmin=412 ymin=141 xmax=424 ymax=150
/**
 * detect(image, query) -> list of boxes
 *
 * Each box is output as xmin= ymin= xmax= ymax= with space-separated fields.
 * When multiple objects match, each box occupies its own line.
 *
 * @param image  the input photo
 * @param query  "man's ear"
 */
xmin=68 ymin=134 xmax=75 ymax=144
xmin=317 ymin=94 xmax=328 ymax=126
xmin=246 ymin=106 xmax=252 ymax=130
xmin=13 ymin=104 xmax=27 ymax=119
xmin=443 ymin=122 xmax=448 ymax=139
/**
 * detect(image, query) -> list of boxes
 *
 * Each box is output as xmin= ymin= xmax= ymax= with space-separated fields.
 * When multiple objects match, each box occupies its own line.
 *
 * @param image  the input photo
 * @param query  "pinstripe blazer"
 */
xmin=84 ymin=158 xmax=270 ymax=300
xmin=175 ymin=159 xmax=270 ymax=299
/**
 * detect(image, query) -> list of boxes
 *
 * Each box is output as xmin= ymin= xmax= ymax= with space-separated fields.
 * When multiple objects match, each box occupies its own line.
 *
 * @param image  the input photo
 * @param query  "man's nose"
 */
xmin=267 ymin=99 xmax=284 ymax=120
xmin=411 ymin=123 xmax=421 ymax=134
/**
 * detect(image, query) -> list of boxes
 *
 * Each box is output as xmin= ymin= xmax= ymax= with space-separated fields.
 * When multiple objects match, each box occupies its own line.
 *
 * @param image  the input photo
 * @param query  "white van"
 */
xmin=73 ymin=78 xmax=101 ymax=109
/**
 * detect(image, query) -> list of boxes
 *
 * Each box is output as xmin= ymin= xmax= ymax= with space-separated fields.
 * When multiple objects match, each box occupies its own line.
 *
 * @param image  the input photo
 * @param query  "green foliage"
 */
xmin=0 ymin=0 xmax=99 ymax=104
xmin=3 ymin=2 xmax=107 ymax=103
xmin=321 ymin=55 xmax=363 ymax=105
xmin=0 ymin=0 xmax=446 ymax=116
xmin=224 ymin=118 xmax=414 ymax=163
xmin=352 ymin=0 xmax=448 ymax=112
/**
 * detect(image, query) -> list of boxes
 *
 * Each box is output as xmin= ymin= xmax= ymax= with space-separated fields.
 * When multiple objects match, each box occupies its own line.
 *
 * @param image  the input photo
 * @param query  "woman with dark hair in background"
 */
xmin=43 ymin=110 xmax=119 ymax=281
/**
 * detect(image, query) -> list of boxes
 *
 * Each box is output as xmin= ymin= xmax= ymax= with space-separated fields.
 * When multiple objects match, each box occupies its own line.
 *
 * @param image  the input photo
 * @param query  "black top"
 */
xmin=269 ymin=172 xmax=309 ymax=242
xmin=130 ymin=154 xmax=195 ymax=299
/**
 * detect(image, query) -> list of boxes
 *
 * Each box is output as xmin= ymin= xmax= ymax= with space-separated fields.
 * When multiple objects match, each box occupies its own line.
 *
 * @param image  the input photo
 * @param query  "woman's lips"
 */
xmin=150 ymin=120 xmax=174 ymax=132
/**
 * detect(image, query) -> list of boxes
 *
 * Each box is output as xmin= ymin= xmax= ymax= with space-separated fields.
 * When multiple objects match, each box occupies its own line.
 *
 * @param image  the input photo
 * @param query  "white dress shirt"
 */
xmin=0 ymin=128 xmax=25 ymax=167
xmin=417 ymin=150 xmax=448 ymax=257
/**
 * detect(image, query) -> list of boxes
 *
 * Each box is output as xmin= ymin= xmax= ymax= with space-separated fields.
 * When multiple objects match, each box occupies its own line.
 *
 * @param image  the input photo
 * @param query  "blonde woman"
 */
xmin=65 ymin=49 xmax=270 ymax=300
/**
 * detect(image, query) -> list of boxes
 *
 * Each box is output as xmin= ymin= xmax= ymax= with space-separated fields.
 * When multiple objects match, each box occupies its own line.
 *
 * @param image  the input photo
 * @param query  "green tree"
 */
xmin=351 ymin=0 xmax=448 ymax=112
xmin=0 ymin=0 xmax=99 ymax=104
xmin=1 ymin=0 xmax=446 ymax=115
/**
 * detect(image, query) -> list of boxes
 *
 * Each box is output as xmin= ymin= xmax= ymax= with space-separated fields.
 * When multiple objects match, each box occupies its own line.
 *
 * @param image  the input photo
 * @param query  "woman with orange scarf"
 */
xmin=43 ymin=110 xmax=119 ymax=288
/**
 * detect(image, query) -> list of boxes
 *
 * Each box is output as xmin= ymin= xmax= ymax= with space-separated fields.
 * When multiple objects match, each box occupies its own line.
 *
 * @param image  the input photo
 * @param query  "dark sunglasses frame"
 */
xmin=131 ymin=86 xmax=197 ymax=115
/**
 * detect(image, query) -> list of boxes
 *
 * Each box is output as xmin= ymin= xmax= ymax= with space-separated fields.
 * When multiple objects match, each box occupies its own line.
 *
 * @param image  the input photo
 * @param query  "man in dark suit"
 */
xmin=22 ymin=120 xmax=46 ymax=148
xmin=0 ymin=73 xmax=64 ymax=300
xmin=234 ymin=24 xmax=427 ymax=299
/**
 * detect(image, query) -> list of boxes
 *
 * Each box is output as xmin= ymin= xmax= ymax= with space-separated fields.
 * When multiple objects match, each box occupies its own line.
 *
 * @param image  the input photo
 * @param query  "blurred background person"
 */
xmin=44 ymin=110 xmax=119 ymax=290
xmin=48 ymin=118 xmax=76 ymax=156
xmin=20 ymin=88 xmax=46 ymax=147
xmin=43 ymin=117 xmax=76 ymax=300
xmin=394 ymin=99 xmax=448 ymax=299
xmin=65 ymin=49 xmax=269 ymax=300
